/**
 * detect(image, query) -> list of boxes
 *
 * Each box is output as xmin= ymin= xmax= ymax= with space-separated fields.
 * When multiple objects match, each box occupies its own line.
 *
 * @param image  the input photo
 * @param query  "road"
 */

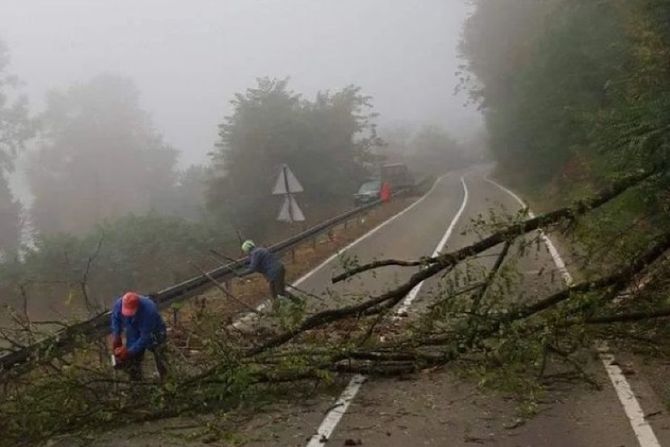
xmin=236 ymin=167 xmax=670 ymax=447
xmin=77 ymin=167 xmax=670 ymax=446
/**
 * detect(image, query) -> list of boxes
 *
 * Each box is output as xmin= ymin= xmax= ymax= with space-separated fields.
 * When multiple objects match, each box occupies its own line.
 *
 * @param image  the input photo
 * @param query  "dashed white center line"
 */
xmin=234 ymin=173 xmax=450 ymax=330
xmin=305 ymin=176 xmax=469 ymax=446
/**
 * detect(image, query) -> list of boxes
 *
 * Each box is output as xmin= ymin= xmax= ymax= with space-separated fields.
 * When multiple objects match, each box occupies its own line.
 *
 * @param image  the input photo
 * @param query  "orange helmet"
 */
xmin=121 ymin=292 xmax=141 ymax=317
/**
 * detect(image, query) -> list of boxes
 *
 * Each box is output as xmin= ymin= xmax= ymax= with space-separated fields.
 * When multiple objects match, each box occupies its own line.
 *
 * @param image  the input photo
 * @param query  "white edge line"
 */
xmin=486 ymin=176 xmax=661 ymax=447
xmin=484 ymin=177 xmax=573 ymax=285
xmin=396 ymin=176 xmax=469 ymax=315
xmin=294 ymin=174 xmax=449 ymax=287
xmin=598 ymin=343 xmax=661 ymax=447
xmin=234 ymin=174 xmax=449 ymax=328
xmin=306 ymin=176 xmax=469 ymax=446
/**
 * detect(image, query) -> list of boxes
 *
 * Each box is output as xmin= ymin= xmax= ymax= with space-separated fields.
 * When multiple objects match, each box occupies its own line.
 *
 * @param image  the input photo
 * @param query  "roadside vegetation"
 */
xmin=461 ymin=0 xmax=670 ymax=210
xmin=460 ymin=0 xmax=670 ymax=408
xmin=1 ymin=168 xmax=666 ymax=446
xmin=5 ymin=0 xmax=670 ymax=444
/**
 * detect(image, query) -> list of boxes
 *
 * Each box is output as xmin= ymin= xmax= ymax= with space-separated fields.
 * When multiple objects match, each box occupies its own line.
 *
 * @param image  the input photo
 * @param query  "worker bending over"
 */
xmin=241 ymin=240 xmax=291 ymax=304
xmin=110 ymin=291 xmax=168 ymax=381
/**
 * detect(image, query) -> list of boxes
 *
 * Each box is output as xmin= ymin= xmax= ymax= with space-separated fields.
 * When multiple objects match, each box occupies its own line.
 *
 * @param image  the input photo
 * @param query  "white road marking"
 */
xmin=486 ymin=176 xmax=661 ymax=447
xmin=306 ymin=374 xmax=366 ymax=446
xmin=485 ymin=177 xmax=572 ymax=285
xmin=598 ymin=343 xmax=662 ymax=447
xmin=306 ymin=176 xmax=469 ymax=447
xmin=396 ymin=176 xmax=469 ymax=315
xmin=234 ymin=173 xmax=450 ymax=328
xmin=293 ymin=174 xmax=450 ymax=287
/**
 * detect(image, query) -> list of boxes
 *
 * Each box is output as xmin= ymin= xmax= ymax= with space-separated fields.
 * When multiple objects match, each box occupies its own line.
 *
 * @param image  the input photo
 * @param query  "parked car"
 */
xmin=354 ymin=179 xmax=382 ymax=205
xmin=380 ymin=163 xmax=414 ymax=192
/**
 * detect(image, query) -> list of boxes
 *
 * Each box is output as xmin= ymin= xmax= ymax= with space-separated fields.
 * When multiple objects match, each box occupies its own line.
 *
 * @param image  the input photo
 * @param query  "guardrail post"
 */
xmin=172 ymin=307 xmax=179 ymax=326
xmin=312 ymin=235 xmax=317 ymax=250
xmin=344 ymin=218 xmax=348 ymax=231
xmin=328 ymin=228 xmax=334 ymax=242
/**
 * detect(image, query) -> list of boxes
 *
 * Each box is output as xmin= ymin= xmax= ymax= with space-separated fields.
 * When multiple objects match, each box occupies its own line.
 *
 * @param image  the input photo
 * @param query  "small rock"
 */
xmin=344 ymin=439 xmax=362 ymax=446
xmin=503 ymin=418 xmax=525 ymax=430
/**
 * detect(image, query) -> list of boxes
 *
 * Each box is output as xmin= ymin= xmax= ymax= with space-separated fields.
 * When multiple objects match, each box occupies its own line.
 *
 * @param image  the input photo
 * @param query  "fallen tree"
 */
xmin=1 ymin=167 xmax=670 ymax=446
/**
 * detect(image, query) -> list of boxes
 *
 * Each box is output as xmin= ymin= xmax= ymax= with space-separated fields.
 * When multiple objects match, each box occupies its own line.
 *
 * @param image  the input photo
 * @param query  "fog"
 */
xmin=0 ymin=0 xmax=481 ymax=170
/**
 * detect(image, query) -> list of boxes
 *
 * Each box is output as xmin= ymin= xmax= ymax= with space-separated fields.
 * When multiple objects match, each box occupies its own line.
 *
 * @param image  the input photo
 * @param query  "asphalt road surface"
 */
xmin=74 ymin=166 xmax=670 ymax=447
xmin=237 ymin=166 xmax=670 ymax=447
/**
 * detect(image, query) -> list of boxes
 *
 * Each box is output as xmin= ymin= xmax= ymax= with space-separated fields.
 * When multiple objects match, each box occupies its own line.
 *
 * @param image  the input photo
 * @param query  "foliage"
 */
xmin=379 ymin=123 xmax=484 ymax=177
xmin=207 ymin=78 xmax=381 ymax=238
xmin=1 ymin=172 xmax=668 ymax=445
xmin=160 ymin=164 xmax=213 ymax=222
xmin=461 ymin=0 xmax=670 ymax=269
xmin=0 ymin=40 xmax=33 ymax=172
xmin=409 ymin=125 xmax=466 ymax=175
xmin=27 ymin=74 xmax=180 ymax=236
xmin=0 ymin=213 xmax=235 ymax=322
xmin=0 ymin=177 xmax=22 ymax=257
xmin=0 ymin=40 xmax=33 ymax=253
xmin=464 ymin=1 xmax=626 ymax=184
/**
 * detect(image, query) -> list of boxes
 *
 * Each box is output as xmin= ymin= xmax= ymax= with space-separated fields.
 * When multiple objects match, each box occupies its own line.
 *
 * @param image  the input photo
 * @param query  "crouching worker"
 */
xmin=110 ymin=291 xmax=168 ymax=381
xmin=241 ymin=240 xmax=293 ymax=305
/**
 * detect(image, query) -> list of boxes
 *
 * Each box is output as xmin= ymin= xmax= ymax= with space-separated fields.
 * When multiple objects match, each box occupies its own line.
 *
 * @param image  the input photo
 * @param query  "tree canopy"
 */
xmin=27 ymin=75 xmax=179 ymax=236
xmin=0 ymin=40 xmax=33 ymax=254
xmin=207 ymin=78 xmax=381 ymax=237
xmin=461 ymin=0 xmax=670 ymax=194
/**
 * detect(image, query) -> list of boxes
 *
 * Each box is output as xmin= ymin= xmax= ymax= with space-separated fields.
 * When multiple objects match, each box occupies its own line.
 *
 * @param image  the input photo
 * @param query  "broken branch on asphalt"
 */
xmin=2 ymin=167 xmax=670 ymax=446
xmin=331 ymin=167 xmax=660 ymax=284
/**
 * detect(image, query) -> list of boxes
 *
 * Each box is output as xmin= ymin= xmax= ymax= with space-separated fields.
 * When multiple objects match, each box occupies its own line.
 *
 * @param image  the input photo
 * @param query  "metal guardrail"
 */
xmin=0 ymin=189 xmax=414 ymax=374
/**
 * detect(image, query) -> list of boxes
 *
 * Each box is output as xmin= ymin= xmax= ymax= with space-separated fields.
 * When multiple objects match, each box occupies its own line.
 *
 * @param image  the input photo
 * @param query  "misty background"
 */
xmin=1 ymin=0 xmax=481 ymax=203
xmin=0 ymin=0 xmax=484 ymax=318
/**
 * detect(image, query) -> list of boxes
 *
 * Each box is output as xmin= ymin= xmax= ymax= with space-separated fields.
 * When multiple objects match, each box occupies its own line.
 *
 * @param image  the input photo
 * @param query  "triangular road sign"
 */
xmin=272 ymin=164 xmax=304 ymax=195
xmin=277 ymin=194 xmax=305 ymax=222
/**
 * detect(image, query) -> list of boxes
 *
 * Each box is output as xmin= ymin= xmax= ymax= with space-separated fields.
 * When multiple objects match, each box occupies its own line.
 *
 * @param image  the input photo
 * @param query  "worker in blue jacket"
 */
xmin=241 ymin=240 xmax=290 ymax=304
xmin=110 ymin=291 xmax=168 ymax=381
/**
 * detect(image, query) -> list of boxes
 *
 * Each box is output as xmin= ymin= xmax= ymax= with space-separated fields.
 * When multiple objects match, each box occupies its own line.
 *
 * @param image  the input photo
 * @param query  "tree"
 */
xmin=163 ymin=164 xmax=212 ymax=222
xmin=461 ymin=0 xmax=630 ymax=185
xmin=378 ymin=122 xmax=415 ymax=163
xmin=27 ymin=75 xmax=178 ymax=236
xmin=207 ymin=78 xmax=380 ymax=237
xmin=0 ymin=40 xmax=33 ymax=254
xmin=0 ymin=212 xmax=230 ymax=321
xmin=409 ymin=125 xmax=465 ymax=175
xmin=461 ymin=0 xmax=670 ymax=202
xmin=4 ymin=169 xmax=669 ymax=446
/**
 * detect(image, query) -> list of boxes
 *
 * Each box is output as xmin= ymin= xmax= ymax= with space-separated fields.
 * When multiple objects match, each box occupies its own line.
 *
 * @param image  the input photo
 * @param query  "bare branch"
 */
xmin=471 ymin=240 xmax=511 ymax=314
xmin=586 ymin=307 xmax=670 ymax=324
xmin=332 ymin=167 xmax=659 ymax=283
xmin=190 ymin=262 xmax=258 ymax=314
xmin=80 ymin=234 xmax=105 ymax=314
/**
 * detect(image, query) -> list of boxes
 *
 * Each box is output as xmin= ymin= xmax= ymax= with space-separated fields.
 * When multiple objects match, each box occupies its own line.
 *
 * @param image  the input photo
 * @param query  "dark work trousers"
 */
xmin=268 ymin=264 xmax=287 ymax=300
xmin=124 ymin=343 xmax=169 ymax=381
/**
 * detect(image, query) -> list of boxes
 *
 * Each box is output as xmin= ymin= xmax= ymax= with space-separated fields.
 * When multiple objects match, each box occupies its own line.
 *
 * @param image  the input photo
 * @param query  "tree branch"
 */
xmin=332 ymin=167 xmax=659 ymax=283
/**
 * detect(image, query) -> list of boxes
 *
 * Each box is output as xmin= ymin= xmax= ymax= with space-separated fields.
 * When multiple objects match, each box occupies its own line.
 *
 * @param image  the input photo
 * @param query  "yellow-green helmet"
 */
xmin=241 ymin=240 xmax=256 ymax=253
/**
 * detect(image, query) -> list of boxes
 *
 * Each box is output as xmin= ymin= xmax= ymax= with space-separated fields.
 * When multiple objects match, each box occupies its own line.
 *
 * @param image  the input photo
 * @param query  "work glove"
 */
xmin=114 ymin=346 xmax=130 ymax=362
xmin=111 ymin=335 xmax=122 ymax=349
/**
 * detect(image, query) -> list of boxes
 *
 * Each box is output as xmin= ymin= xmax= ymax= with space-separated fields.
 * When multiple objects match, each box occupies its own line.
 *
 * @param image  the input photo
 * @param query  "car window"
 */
xmin=359 ymin=181 xmax=380 ymax=193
